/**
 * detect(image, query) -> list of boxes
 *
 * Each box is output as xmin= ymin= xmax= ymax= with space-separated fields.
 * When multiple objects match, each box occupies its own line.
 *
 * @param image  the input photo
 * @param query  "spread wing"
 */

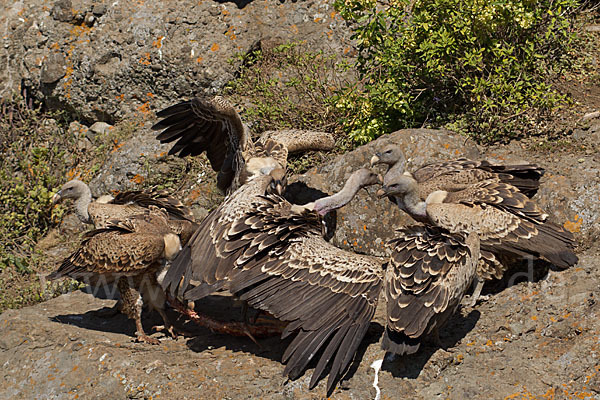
xmin=383 ymin=225 xmax=478 ymax=355
xmin=152 ymin=96 xmax=248 ymax=193
xmin=163 ymin=191 xmax=382 ymax=395
xmin=226 ymin=197 xmax=381 ymax=395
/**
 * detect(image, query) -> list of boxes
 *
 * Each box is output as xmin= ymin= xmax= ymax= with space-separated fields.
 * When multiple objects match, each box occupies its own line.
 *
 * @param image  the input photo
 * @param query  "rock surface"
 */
xmin=0 ymin=0 xmax=352 ymax=122
xmin=2 ymin=245 xmax=599 ymax=399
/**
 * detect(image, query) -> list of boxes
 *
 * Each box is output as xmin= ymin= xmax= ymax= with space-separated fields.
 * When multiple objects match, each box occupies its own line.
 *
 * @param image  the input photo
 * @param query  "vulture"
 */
xmin=47 ymin=206 xmax=196 ymax=344
xmin=378 ymin=172 xmax=578 ymax=304
xmin=163 ymin=168 xmax=383 ymax=395
xmin=383 ymin=225 xmax=479 ymax=355
xmin=370 ymin=143 xmax=545 ymax=219
xmin=52 ymin=179 xmax=193 ymax=228
xmin=151 ymin=95 xmax=335 ymax=195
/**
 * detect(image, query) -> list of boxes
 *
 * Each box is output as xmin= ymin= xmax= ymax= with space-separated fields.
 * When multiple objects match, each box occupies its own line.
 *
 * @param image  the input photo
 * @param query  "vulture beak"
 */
xmin=376 ymin=187 xmax=389 ymax=199
xmin=51 ymin=191 xmax=62 ymax=204
xmin=274 ymin=181 xmax=284 ymax=196
xmin=369 ymin=154 xmax=381 ymax=167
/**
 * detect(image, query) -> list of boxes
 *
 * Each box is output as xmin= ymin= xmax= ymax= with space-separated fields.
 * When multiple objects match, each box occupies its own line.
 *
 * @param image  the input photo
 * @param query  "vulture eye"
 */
xmin=384 ymin=149 xmax=392 ymax=154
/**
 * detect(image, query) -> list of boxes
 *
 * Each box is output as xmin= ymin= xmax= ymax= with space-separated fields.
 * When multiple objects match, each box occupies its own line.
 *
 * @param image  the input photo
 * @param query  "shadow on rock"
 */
xmin=215 ymin=0 xmax=255 ymax=8
xmin=186 ymin=296 xmax=387 ymax=390
xmin=183 ymin=293 xmax=290 ymax=363
xmin=382 ymin=309 xmax=480 ymax=379
xmin=479 ymin=259 xmax=554 ymax=300
xmin=51 ymin=304 xmax=171 ymax=339
xmin=284 ymin=181 xmax=337 ymax=241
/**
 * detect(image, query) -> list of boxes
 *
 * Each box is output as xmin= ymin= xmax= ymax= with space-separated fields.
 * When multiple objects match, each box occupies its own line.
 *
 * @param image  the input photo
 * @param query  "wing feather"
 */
xmin=383 ymin=225 xmax=478 ymax=355
xmin=164 ymin=187 xmax=382 ymax=395
xmin=152 ymin=96 xmax=248 ymax=193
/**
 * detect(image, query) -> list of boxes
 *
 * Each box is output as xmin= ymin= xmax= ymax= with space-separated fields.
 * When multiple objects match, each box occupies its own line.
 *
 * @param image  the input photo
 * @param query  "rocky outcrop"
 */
xmin=294 ymin=128 xmax=481 ymax=256
xmin=2 ymin=245 xmax=599 ymax=399
xmin=0 ymin=0 xmax=352 ymax=122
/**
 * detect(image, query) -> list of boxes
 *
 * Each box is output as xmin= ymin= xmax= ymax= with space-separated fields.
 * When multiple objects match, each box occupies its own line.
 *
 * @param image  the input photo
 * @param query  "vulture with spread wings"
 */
xmin=152 ymin=96 xmax=334 ymax=195
xmin=161 ymin=167 xmax=383 ymax=395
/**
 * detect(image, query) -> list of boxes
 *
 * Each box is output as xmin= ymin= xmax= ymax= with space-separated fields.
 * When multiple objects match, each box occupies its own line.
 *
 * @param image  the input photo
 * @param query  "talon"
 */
xmin=243 ymin=324 xmax=261 ymax=347
xmin=135 ymin=334 xmax=160 ymax=345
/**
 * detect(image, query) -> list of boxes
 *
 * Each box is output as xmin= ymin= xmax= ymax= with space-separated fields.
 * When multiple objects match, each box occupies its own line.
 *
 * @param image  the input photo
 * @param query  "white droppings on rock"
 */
xmin=371 ymin=358 xmax=384 ymax=400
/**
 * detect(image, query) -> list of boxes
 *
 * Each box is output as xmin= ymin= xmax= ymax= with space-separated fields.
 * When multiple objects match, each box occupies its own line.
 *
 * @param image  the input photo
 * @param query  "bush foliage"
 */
xmin=0 ymin=100 xmax=73 ymax=272
xmin=334 ymin=0 xmax=579 ymax=142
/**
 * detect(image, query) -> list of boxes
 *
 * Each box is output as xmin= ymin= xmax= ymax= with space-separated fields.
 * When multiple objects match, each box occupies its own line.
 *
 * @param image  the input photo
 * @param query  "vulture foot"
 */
xmin=135 ymin=332 xmax=161 ymax=345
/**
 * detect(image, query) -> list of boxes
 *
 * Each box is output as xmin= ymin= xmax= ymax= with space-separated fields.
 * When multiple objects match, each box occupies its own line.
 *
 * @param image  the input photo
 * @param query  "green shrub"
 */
xmin=334 ymin=0 xmax=579 ymax=143
xmin=0 ymin=100 xmax=73 ymax=271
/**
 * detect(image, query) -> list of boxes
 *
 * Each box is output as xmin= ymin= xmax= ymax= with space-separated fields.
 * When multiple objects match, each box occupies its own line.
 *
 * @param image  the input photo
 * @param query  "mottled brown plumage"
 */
xmin=152 ymin=96 xmax=335 ymax=194
xmin=378 ymin=174 xmax=578 ymax=303
xmin=161 ymin=169 xmax=383 ymax=395
xmin=47 ymin=207 xmax=194 ymax=344
xmin=383 ymin=225 xmax=479 ymax=355
xmin=52 ymin=179 xmax=194 ymax=228
xmin=371 ymin=143 xmax=545 ymax=201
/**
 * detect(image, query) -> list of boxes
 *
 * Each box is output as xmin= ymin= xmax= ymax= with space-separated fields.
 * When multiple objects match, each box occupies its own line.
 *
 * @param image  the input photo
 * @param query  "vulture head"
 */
xmin=267 ymin=167 xmax=287 ymax=196
xmin=370 ymin=143 xmax=406 ymax=170
xmin=52 ymin=180 xmax=91 ymax=204
xmin=377 ymin=172 xmax=418 ymax=199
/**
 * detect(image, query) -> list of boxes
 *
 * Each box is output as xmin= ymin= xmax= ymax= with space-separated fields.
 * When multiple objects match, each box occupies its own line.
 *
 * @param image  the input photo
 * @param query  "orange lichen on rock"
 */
xmin=152 ymin=36 xmax=164 ymax=49
xmin=564 ymin=214 xmax=583 ymax=233
xmin=139 ymin=52 xmax=151 ymax=65
xmin=130 ymin=174 xmax=144 ymax=184
xmin=111 ymin=139 xmax=125 ymax=153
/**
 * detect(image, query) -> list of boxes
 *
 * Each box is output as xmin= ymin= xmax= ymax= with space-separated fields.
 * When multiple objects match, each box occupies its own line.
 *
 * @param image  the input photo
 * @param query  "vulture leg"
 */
xmin=465 ymin=276 xmax=489 ymax=307
xmin=138 ymin=271 xmax=180 ymax=339
xmin=118 ymin=277 xmax=160 ymax=345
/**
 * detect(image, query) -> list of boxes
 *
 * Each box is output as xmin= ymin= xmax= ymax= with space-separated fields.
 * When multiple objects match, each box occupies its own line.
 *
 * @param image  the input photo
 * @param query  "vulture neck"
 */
xmin=394 ymin=176 xmax=427 ymax=221
xmin=403 ymin=190 xmax=427 ymax=220
xmin=74 ymin=183 xmax=93 ymax=224
xmin=314 ymin=172 xmax=368 ymax=215
xmin=386 ymin=156 xmax=406 ymax=179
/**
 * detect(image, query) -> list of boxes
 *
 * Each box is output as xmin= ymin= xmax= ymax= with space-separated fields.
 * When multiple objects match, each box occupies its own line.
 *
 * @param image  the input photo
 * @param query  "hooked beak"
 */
xmin=51 ymin=191 xmax=62 ymax=204
xmin=270 ymin=180 xmax=285 ymax=196
xmin=275 ymin=182 xmax=284 ymax=196
xmin=376 ymin=187 xmax=389 ymax=199
xmin=370 ymin=154 xmax=381 ymax=167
